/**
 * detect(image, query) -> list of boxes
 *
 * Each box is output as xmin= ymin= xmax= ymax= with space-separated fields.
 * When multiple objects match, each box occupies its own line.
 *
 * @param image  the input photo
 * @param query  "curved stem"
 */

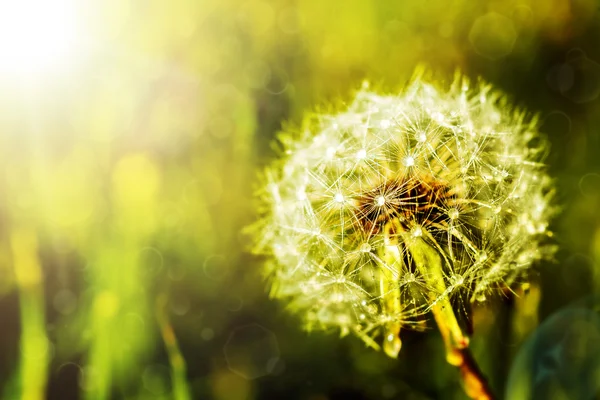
xmin=454 ymin=345 xmax=496 ymax=400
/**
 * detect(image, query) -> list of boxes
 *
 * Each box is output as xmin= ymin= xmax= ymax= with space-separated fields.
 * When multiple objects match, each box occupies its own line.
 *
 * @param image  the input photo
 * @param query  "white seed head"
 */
xmin=252 ymin=72 xmax=556 ymax=353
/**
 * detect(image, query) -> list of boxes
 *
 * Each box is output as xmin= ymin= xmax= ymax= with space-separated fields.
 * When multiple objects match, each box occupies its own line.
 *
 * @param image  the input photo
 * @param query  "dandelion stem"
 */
xmin=10 ymin=228 xmax=48 ymax=400
xmin=387 ymin=221 xmax=496 ymax=400
xmin=156 ymin=294 xmax=191 ymax=400
xmin=404 ymin=236 xmax=468 ymax=358
xmin=380 ymin=245 xmax=403 ymax=358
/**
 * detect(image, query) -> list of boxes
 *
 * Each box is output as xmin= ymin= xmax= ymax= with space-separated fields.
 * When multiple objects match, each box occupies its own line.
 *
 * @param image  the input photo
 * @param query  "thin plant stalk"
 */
xmin=10 ymin=228 xmax=48 ymax=400
xmin=156 ymin=294 xmax=191 ymax=400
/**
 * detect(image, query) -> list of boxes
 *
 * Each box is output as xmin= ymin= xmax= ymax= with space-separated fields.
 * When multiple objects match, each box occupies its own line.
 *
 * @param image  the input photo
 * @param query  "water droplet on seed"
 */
xmin=356 ymin=149 xmax=367 ymax=160
xmin=412 ymin=226 xmax=423 ymax=237
xmin=403 ymin=156 xmax=415 ymax=167
xmin=448 ymin=208 xmax=459 ymax=220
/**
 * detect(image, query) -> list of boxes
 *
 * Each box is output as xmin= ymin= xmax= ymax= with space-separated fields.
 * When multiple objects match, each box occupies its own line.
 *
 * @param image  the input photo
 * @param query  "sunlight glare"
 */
xmin=0 ymin=0 xmax=79 ymax=76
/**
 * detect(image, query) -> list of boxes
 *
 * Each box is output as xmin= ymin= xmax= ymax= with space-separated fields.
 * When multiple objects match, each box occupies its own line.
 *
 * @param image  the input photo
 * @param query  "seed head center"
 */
xmin=356 ymin=176 xmax=454 ymax=234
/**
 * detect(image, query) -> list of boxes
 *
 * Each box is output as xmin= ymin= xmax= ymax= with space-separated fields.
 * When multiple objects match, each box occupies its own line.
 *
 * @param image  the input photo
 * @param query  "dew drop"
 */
xmin=360 ymin=243 xmax=372 ymax=253
xmin=384 ymin=333 xmax=402 ymax=358
xmin=448 ymin=208 xmax=459 ymax=220
xmin=478 ymin=251 xmax=488 ymax=262
xmin=411 ymin=226 xmax=423 ymax=237
xmin=403 ymin=156 xmax=415 ymax=167
xmin=402 ymin=273 xmax=416 ymax=285
xmin=356 ymin=149 xmax=367 ymax=160
xmin=296 ymin=189 xmax=307 ymax=201
xmin=450 ymin=274 xmax=464 ymax=286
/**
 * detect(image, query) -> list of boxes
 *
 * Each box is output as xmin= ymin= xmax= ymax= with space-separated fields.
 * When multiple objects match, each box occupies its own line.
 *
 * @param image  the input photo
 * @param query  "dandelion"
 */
xmin=252 ymin=71 xmax=556 ymax=399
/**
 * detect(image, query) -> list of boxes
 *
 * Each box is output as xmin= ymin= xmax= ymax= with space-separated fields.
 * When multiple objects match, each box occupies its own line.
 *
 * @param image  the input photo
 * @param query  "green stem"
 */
xmin=385 ymin=221 xmax=495 ymax=400
xmin=380 ymin=244 xmax=403 ymax=358
xmin=403 ymin=235 xmax=468 ymax=362
xmin=11 ymin=228 xmax=48 ymax=400
xmin=156 ymin=294 xmax=191 ymax=400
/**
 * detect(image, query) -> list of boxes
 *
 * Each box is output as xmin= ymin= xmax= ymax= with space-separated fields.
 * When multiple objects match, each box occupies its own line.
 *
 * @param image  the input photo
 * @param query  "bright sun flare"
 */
xmin=0 ymin=0 xmax=79 ymax=76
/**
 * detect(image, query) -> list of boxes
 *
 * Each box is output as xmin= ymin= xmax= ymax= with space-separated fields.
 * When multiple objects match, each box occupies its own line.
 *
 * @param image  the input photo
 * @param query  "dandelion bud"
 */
xmin=253 ymin=72 xmax=555 ymax=359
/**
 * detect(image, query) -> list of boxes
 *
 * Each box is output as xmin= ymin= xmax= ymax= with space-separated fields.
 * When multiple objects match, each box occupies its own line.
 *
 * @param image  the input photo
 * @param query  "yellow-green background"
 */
xmin=1 ymin=1 xmax=600 ymax=399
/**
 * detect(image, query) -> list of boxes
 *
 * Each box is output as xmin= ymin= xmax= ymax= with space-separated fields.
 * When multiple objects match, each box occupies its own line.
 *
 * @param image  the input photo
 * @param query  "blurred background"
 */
xmin=0 ymin=0 xmax=600 ymax=399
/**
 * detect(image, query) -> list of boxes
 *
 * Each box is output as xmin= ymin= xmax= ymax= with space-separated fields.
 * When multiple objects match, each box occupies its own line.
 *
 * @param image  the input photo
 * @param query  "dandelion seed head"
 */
xmin=252 ymin=72 xmax=556 ymax=354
